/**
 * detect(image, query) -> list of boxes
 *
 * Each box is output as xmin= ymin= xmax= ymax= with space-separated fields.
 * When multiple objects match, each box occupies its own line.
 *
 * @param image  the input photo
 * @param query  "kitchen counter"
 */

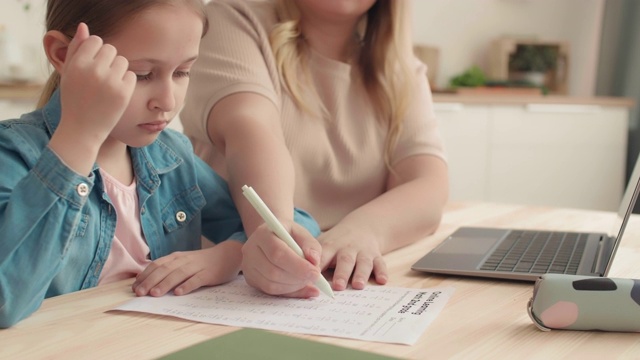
xmin=0 ymin=82 xmax=44 ymax=101
xmin=3 ymin=83 xmax=634 ymax=108
xmin=433 ymin=93 xmax=635 ymax=108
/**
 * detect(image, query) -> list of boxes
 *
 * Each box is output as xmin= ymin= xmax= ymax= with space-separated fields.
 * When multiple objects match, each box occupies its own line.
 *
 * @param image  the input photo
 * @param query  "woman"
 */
xmin=181 ymin=0 xmax=448 ymax=297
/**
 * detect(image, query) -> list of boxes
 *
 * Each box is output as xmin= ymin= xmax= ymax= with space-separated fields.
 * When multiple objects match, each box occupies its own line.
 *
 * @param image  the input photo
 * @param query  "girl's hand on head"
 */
xmin=318 ymin=226 xmax=388 ymax=291
xmin=131 ymin=241 xmax=243 ymax=297
xmin=241 ymin=222 xmax=322 ymax=298
xmin=58 ymin=22 xmax=137 ymax=144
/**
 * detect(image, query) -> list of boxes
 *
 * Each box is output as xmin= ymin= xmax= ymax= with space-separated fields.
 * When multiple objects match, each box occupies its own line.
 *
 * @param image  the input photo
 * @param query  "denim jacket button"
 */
xmin=76 ymin=183 xmax=89 ymax=196
xmin=176 ymin=211 xmax=187 ymax=222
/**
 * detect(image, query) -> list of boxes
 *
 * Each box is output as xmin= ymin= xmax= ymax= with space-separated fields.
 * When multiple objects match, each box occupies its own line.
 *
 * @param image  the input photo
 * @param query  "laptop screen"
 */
xmin=604 ymin=157 xmax=640 ymax=275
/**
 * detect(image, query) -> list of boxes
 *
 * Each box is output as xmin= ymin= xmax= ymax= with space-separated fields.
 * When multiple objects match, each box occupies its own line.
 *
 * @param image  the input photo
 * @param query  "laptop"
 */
xmin=411 ymin=157 xmax=640 ymax=281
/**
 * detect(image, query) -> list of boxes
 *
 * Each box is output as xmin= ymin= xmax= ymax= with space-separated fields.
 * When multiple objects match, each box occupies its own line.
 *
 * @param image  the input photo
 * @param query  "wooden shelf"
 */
xmin=0 ymin=82 xmax=44 ymax=101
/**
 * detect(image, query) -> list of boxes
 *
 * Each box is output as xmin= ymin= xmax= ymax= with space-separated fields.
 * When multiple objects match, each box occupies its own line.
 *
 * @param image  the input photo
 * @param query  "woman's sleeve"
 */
xmin=391 ymin=58 xmax=447 ymax=166
xmin=181 ymin=0 xmax=281 ymax=143
xmin=0 ymin=131 xmax=93 ymax=328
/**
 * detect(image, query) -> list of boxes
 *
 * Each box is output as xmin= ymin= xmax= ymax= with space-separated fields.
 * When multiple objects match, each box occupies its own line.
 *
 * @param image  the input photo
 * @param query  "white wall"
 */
xmin=0 ymin=1 xmax=48 ymax=83
xmin=0 ymin=0 xmax=604 ymax=96
xmin=411 ymin=0 xmax=605 ymax=96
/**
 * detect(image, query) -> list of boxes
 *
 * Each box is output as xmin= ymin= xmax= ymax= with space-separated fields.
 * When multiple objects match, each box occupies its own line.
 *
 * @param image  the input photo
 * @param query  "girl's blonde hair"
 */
xmin=37 ymin=0 xmax=209 ymax=109
xmin=270 ymin=0 xmax=414 ymax=169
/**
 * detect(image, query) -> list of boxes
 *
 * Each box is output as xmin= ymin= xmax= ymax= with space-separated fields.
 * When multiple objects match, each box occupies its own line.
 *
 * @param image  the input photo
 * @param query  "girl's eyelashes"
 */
xmin=133 ymin=71 xmax=191 ymax=82
xmin=136 ymin=73 xmax=152 ymax=81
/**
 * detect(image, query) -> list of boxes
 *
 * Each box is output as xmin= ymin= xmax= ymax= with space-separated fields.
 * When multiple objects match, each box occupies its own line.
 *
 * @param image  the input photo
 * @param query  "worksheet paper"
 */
xmin=113 ymin=276 xmax=454 ymax=345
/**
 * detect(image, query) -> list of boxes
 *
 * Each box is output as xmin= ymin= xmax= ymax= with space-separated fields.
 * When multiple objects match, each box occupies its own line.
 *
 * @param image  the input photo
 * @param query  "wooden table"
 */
xmin=3 ymin=202 xmax=640 ymax=359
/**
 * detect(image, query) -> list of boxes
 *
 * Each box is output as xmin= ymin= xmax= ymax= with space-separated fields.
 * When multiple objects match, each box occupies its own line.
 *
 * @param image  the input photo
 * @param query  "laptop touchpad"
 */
xmin=435 ymin=236 xmax=496 ymax=255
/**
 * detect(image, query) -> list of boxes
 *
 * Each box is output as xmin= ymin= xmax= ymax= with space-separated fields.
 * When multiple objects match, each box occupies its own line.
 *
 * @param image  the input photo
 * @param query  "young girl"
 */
xmin=0 ymin=0 xmax=320 ymax=328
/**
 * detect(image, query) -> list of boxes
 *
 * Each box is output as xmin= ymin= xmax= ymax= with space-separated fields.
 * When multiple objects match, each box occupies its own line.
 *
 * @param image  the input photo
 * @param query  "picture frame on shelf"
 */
xmin=489 ymin=37 xmax=569 ymax=95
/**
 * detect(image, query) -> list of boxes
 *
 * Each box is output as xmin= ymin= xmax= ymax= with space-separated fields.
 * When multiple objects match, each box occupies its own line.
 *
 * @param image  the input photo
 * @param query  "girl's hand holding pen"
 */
xmin=241 ymin=222 xmax=323 ymax=298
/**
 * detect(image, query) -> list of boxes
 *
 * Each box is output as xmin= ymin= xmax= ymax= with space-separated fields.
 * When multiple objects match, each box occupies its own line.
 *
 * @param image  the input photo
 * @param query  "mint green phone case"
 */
xmin=528 ymin=274 xmax=640 ymax=332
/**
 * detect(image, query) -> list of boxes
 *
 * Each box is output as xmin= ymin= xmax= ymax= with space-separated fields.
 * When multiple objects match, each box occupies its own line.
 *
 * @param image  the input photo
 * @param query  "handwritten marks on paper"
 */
xmin=113 ymin=276 xmax=454 ymax=345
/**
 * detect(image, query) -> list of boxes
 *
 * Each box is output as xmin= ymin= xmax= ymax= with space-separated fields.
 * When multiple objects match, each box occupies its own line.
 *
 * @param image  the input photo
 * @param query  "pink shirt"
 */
xmin=97 ymin=169 xmax=151 ymax=285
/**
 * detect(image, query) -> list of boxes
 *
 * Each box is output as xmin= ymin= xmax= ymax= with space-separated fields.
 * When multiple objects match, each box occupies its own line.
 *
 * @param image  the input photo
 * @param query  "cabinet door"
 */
xmin=435 ymin=103 xmax=491 ymax=202
xmin=488 ymin=104 xmax=628 ymax=211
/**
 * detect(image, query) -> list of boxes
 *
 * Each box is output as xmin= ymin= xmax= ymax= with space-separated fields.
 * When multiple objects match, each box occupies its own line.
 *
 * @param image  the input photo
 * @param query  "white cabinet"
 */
xmin=436 ymin=104 xmax=491 ymax=202
xmin=435 ymin=101 xmax=629 ymax=211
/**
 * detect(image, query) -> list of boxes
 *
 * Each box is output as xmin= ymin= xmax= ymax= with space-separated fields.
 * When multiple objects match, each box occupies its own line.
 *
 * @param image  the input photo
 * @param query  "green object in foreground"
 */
xmin=159 ymin=328 xmax=401 ymax=360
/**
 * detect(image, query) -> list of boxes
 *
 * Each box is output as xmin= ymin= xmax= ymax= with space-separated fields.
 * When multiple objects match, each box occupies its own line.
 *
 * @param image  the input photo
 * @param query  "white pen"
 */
xmin=241 ymin=185 xmax=335 ymax=299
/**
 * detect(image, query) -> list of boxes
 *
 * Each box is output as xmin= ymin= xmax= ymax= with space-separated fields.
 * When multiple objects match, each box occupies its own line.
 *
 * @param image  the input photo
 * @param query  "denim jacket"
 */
xmin=0 ymin=91 xmax=320 ymax=328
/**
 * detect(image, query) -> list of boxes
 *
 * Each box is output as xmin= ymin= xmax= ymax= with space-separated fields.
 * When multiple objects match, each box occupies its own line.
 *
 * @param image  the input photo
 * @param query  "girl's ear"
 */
xmin=43 ymin=30 xmax=71 ymax=73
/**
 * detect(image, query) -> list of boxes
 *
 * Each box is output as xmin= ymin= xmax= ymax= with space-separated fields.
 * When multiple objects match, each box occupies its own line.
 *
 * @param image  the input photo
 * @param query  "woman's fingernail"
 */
xmin=307 ymin=270 xmax=318 ymax=282
xmin=309 ymin=249 xmax=320 ymax=263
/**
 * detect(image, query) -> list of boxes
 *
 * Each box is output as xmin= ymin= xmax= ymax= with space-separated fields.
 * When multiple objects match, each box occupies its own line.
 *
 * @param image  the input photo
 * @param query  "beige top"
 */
xmin=181 ymin=0 xmax=446 ymax=230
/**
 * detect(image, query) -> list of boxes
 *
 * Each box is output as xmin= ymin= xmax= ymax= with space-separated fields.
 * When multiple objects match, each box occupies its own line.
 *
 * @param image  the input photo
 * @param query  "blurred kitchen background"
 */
xmin=0 ymin=0 xmax=638 ymax=212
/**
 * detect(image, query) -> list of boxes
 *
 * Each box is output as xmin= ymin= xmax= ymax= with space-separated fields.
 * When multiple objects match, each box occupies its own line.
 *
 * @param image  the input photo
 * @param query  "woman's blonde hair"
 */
xmin=270 ymin=0 xmax=414 ymax=169
xmin=37 ymin=0 xmax=209 ymax=109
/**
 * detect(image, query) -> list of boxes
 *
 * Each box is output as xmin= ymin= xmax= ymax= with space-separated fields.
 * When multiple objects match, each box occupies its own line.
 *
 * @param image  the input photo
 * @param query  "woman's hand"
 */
xmin=241 ymin=222 xmax=323 ymax=298
xmin=317 ymin=156 xmax=448 ymax=291
xmin=131 ymin=241 xmax=242 ymax=297
xmin=319 ymin=225 xmax=388 ymax=291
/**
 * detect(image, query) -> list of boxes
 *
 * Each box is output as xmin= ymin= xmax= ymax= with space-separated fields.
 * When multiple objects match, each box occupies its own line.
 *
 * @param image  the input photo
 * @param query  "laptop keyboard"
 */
xmin=479 ymin=230 xmax=588 ymax=274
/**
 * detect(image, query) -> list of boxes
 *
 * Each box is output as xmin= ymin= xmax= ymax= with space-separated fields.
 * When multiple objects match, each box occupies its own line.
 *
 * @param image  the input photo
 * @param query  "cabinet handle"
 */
xmin=526 ymin=104 xmax=602 ymax=114
xmin=433 ymin=102 xmax=464 ymax=112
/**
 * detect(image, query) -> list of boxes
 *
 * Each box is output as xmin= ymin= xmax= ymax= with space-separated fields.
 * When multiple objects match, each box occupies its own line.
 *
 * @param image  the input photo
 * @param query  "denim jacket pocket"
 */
xmin=161 ymin=186 xmax=206 ymax=233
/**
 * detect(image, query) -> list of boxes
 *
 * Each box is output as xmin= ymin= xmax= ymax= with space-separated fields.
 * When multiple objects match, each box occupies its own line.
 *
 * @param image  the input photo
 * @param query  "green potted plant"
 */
xmin=449 ymin=65 xmax=486 ymax=89
xmin=508 ymin=44 xmax=558 ymax=87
